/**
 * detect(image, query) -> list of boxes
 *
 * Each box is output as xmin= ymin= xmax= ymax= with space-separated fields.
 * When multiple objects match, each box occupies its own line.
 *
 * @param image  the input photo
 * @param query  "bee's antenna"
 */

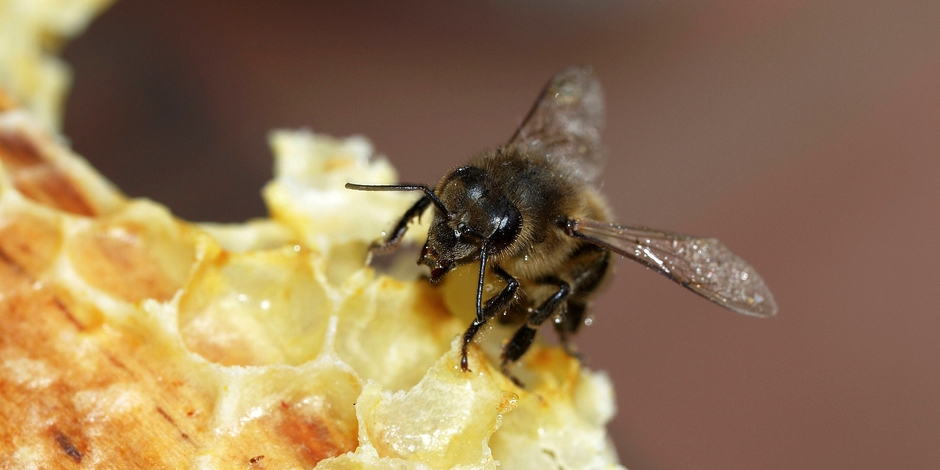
xmin=345 ymin=183 xmax=448 ymax=215
xmin=475 ymin=242 xmax=488 ymax=323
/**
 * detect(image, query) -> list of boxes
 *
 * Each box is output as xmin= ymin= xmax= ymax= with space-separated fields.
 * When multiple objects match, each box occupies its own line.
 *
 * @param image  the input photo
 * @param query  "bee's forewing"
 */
xmin=507 ymin=66 xmax=605 ymax=181
xmin=570 ymin=219 xmax=778 ymax=317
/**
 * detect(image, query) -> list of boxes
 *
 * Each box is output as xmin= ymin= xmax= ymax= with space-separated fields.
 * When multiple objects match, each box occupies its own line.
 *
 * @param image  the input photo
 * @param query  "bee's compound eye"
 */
xmin=490 ymin=206 xmax=522 ymax=252
xmin=456 ymin=223 xmax=484 ymax=243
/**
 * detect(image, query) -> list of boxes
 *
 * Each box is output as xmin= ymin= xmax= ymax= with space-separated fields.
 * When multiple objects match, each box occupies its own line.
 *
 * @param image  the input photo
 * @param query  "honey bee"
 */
xmin=347 ymin=66 xmax=777 ymax=380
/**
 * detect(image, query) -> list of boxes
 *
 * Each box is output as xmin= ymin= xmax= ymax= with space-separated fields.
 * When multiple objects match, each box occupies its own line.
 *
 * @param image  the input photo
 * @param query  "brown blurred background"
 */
xmin=61 ymin=1 xmax=940 ymax=468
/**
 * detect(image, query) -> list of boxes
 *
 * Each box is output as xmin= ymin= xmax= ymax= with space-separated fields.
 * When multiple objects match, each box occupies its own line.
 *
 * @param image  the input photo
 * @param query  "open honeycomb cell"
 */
xmin=0 ymin=1 xmax=624 ymax=468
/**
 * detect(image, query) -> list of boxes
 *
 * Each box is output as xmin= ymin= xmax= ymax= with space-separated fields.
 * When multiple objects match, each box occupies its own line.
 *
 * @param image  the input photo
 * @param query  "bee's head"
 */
xmin=419 ymin=166 xmax=522 ymax=282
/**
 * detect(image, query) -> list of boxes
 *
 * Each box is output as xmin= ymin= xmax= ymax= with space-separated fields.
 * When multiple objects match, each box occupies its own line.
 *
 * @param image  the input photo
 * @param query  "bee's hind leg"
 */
xmin=552 ymin=248 xmax=610 ymax=360
xmin=553 ymin=299 xmax=587 ymax=360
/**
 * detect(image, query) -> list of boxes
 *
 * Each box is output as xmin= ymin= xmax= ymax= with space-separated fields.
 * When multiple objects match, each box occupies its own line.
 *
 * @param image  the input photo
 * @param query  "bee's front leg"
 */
xmin=460 ymin=264 xmax=518 ymax=372
xmin=371 ymin=196 xmax=432 ymax=253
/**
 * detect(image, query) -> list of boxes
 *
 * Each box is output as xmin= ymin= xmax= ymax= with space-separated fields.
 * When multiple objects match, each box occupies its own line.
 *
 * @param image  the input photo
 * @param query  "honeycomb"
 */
xmin=0 ymin=1 xmax=625 ymax=468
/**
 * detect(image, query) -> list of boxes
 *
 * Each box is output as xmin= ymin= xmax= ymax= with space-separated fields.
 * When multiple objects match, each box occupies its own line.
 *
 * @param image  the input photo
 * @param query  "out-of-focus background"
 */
xmin=62 ymin=1 xmax=940 ymax=468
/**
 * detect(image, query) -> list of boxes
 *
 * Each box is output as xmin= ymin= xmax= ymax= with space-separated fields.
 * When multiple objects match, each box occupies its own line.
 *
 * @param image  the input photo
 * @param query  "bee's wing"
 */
xmin=507 ymin=66 xmax=605 ymax=181
xmin=569 ymin=219 xmax=778 ymax=317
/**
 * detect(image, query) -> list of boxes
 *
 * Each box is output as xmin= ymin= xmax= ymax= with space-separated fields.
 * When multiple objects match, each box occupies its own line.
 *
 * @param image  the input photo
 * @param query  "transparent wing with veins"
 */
xmin=569 ymin=219 xmax=778 ymax=317
xmin=507 ymin=66 xmax=605 ymax=182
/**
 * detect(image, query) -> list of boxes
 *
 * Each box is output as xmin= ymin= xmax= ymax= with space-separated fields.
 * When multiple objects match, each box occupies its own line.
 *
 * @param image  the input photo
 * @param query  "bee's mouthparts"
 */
xmin=420 ymin=246 xmax=452 ymax=283
xmin=429 ymin=267 xmax=448 ymax=283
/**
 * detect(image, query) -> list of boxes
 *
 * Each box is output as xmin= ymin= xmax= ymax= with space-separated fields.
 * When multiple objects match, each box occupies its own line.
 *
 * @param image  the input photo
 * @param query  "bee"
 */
xmin=347 ymin=66 xmax=777 ymax=380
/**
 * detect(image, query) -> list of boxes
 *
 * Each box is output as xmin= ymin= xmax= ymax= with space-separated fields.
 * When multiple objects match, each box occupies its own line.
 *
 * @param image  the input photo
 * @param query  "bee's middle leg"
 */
xmin=501 ymin=279 xmax=570 ymax=378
